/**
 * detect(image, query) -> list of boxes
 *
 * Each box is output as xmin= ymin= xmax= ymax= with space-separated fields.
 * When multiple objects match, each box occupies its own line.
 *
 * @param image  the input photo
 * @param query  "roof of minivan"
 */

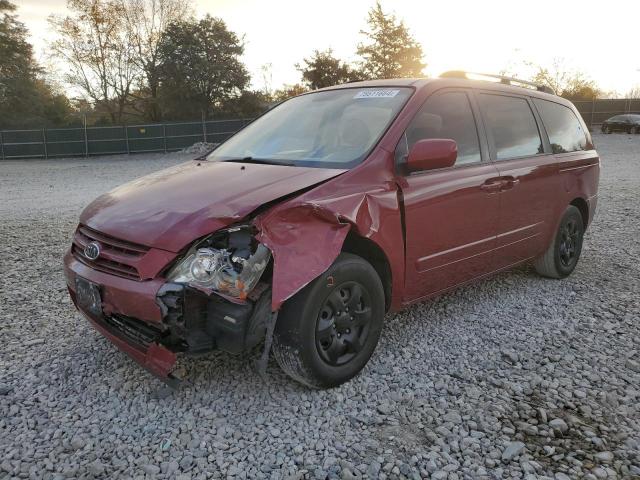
xmin=321 ymin=76 xmax=570 ymax=106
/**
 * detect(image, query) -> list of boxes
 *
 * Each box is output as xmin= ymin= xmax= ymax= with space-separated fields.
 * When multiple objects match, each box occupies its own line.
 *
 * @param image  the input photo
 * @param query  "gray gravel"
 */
xmin=1 ymin=134 xmax=639 ymax=479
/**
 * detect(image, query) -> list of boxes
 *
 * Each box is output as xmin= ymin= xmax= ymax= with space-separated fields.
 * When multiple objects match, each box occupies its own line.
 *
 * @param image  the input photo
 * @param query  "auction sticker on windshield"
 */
xmin=353 ymin=89 xmax=400 ymax=99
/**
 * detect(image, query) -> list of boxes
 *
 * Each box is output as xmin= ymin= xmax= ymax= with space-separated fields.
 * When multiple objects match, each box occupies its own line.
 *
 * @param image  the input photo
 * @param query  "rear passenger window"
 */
xmin=533 ymin=99 xmax=588 ymax=153
xmin=396 ymin=91 xmax=481 ymax=167
xmin=479 ymin=94 xmax=543 ymax=160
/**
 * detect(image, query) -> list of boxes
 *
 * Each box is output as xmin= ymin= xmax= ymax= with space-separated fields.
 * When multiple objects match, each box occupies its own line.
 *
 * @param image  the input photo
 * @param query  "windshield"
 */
xmin=208 ymin=87 xmax=413 ymax=168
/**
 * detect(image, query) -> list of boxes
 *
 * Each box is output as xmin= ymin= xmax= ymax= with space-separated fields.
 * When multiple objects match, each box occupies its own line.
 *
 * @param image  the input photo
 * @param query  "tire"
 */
xmin=534 ymin=205 xmax=584 ymax=279
xmin=272 ymin=253 xmax=385 ymax=389
xmin=602 ymin=125 xmax=611 ymax=134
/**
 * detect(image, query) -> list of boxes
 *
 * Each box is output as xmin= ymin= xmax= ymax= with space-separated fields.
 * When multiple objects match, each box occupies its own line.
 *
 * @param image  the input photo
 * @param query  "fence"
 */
xmin=573 ymin=98 xmax=640 ymax=128
xmin=0 ymin=117 xmax=252 ymax=160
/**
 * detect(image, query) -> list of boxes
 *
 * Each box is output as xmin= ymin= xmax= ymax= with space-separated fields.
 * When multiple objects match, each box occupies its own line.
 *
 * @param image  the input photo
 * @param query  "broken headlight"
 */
xmin=166 ymin=226 xmax=271 ymax=300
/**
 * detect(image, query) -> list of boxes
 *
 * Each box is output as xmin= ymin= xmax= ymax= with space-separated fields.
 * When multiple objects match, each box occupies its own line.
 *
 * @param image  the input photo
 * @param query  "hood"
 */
xmin=80 ymin=160 xmax=346 ymax=252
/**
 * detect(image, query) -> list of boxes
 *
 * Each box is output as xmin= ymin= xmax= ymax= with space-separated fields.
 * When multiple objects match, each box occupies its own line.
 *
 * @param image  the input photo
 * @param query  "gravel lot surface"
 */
xmin=1 ymin=134 xmax=639 ymax=479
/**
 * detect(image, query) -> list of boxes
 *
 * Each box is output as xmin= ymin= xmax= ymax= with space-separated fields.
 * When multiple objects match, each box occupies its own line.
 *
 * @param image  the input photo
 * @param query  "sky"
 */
xmin=14 ymin=0 xmax=640 ymax=96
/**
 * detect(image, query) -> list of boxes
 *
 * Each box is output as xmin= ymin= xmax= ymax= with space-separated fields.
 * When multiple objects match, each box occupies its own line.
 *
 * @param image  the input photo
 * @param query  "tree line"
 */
xmin=0 ymin=0 xmax=632 ymax=130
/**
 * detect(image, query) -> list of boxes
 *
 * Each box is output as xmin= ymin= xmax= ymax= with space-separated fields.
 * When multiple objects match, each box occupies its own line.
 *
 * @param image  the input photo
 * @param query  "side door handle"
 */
xmin=500 ymin=176 xmax=520 ymax=190
xmin=480 ymin=178 xmax=504 ymax=193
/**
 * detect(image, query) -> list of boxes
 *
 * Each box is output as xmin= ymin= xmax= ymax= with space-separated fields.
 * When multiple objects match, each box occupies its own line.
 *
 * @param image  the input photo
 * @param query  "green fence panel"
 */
xmin=206 ymin=119 xmax=246 ymax=132
xmin=127 ymin=124 xmax=163 ymax=139
xmin=165 ymin=122 xmax=202 ymax=137
xmin=2 ymin=129 xmax=42 ymax=144
xmin=164 ymin=122 xmax=203 ymax=150
xmin=3 ymin=141 xmax=45 ymax=158
xmin=165 ymin=135 xmax=201 ymax=151
xmin=88 ymin=139 xmax=128 ymax=155
xmin=205 ymin=119 xmax=246 ymax=143
xmin=46 ymin=128 xmax=84 ymax=142
xmin=88 ymin=126 xmax=125 ymax=141
xmin=0 ymin=117 xmax=254 ymax=159
xmin=2 ymin=129 xmax=44 ymax=158
xmin=45 ymin=127 xmax=86 ymax=157
xmin=85 ymin=126 xmax=126 ymax=155
xmin=127 ymin=138 xmax=165 ymax=153
xmin=47 ymin=141 xmax=85 ymax=157
xmin=125 ymin=125 xmax=163 ymax=153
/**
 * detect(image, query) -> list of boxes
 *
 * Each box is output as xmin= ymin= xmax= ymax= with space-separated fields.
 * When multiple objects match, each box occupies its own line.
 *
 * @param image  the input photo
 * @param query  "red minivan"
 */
xmin=64 ymin=73 xmax=600 ymax=388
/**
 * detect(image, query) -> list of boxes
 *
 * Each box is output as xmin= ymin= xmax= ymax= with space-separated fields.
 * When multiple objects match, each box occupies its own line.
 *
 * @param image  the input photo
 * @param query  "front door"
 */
xmin=397 ymin=90 xmax=501 ymax=303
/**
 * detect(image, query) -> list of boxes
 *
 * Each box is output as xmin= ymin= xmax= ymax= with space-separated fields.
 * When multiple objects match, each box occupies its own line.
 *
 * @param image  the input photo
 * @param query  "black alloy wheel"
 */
xmin=558 ymin=217 xmax=580 ymax=269
xmin=534 ymin=205 xmax=584 ymax=279
xmin=272 ymin=253 xmax=385 ymax=389
xmin=315 ymin=281 xmax=372 ymax=366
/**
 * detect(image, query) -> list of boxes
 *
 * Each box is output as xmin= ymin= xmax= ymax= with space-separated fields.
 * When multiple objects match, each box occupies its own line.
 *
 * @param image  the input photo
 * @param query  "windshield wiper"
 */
xmin=222 ymin=156 xmax=294 ymax=166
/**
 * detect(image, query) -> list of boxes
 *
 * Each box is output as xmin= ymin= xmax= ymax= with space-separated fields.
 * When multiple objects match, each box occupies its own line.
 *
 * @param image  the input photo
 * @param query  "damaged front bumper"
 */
xmin=64 ymin=250 xmax=272 ymax=386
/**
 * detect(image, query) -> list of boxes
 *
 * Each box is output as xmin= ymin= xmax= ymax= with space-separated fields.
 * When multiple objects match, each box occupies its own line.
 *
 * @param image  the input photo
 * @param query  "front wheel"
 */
xmin=534 ymin=205 xmax=584 ymax=279
xmin=272 ymin=253 xmax=385 ymax=389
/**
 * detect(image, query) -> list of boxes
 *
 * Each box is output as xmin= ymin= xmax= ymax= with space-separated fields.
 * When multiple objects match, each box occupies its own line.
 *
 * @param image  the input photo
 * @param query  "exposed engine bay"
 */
xmin=156 ymin=226 xmax=273 ymax=356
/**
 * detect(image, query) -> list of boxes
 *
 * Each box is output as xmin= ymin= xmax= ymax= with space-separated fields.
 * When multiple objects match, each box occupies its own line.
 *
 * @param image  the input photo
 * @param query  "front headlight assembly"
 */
xmin=166 ymin=226 xmax=271 ymax=300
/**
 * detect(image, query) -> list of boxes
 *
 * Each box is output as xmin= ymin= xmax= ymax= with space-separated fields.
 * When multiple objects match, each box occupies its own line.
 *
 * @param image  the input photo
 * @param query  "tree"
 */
xmin=49 ymin=0 xmax=140 ymax=123
xmin=271 ymin=84 xmax=308 ymax=103
xmin=356 ymin=2 xmax=425 ymax=79
xmin=297 ymin=49 xmax=357 ymax=89
xmin=221 ymin=90 xmax=272 ymax=118
xmin=0 ymin=0 xmax=39 ymax=127
xmin=626 ymin=85 xmax=640 ymax=99
xmin=0 ymin=0 xmax=74 ymax=128
xmin=119 ymin=0 xmax=192 ymax=121
xmin=157 ymin=15 xmax=250 ymax=119
xmin=530 ymin=59 xmax=601 ymax=100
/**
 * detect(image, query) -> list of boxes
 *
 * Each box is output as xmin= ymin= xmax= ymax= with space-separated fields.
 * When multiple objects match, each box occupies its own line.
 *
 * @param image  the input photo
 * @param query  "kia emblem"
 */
xmin=84 ymin=242 xmax=101 ymax=260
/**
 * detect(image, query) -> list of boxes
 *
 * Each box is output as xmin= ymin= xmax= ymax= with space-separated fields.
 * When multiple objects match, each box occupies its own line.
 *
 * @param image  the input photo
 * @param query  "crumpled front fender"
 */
xmin=254 ymin=183 xmax=403 ymax=311
xmin=254 ymin=204 xmax=350 ymax=311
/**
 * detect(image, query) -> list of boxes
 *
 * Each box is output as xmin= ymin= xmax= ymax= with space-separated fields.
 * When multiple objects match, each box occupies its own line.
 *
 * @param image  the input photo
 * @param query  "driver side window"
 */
xmin=395 ymin=91 xmax=482 ymax=167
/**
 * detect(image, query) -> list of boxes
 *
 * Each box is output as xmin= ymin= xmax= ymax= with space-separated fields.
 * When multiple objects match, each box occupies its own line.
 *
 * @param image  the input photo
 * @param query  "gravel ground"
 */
xmin=1 ymin=134 xmax=639 ymax=480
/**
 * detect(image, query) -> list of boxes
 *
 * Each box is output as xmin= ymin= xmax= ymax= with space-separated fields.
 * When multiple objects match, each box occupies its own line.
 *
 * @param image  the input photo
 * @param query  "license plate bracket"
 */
xmin=76 ymin=276 xmax=103 ymax=318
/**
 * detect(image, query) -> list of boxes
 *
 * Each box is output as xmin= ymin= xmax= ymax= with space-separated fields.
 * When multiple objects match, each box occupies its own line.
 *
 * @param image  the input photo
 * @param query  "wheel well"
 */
xmin=570 ymin=197 xmax=589 ymax=228
xmin=341 ymin=232 xmax=392 ymax=312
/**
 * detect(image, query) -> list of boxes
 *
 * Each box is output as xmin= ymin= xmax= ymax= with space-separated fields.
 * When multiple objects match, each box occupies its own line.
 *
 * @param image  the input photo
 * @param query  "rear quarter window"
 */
xmin=534 ymin=99 xmax=588 ymax=154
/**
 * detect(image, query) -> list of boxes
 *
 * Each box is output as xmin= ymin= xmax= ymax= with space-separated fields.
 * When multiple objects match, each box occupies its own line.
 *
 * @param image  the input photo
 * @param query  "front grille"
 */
xmin=101 ymin=314 xmax=162 ymax=349
xmin=72 ymin=225 xmax=148 ymax=280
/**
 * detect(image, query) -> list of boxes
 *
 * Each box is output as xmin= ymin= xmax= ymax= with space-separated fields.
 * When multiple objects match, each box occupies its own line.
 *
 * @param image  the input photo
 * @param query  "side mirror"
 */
xmin=407 ymin=139 xmax=457 ymax=173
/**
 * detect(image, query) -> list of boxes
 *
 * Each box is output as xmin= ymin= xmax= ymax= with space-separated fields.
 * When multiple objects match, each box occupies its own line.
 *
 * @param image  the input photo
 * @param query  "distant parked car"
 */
xmin=601 ymin=114 xmax=640 ymax=134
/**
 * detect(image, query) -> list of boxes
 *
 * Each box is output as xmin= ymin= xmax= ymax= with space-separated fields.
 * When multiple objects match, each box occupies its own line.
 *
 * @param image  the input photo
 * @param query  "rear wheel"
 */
xmin=534 ymin=205 xmax=584 ymax=279
xmin=602 ymin=125 xmax=611 ymax=134
xmin=272 ymin=253 xmax=385 ymax=389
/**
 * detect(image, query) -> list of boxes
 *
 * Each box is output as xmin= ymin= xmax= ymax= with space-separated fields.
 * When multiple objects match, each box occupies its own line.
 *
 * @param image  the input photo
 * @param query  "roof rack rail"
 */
xmin=440 ymin=71 xmax=555 ymax=95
